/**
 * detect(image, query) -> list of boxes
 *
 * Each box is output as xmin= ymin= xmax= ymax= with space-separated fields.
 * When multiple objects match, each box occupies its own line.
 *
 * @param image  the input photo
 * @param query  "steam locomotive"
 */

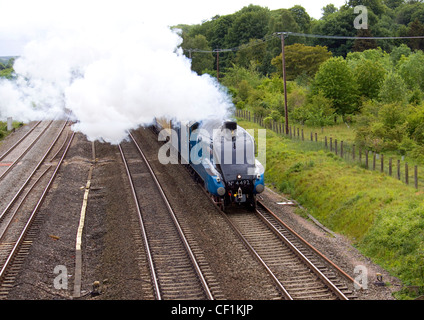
xmin=154 ymin=118 xmax=264 ymax=210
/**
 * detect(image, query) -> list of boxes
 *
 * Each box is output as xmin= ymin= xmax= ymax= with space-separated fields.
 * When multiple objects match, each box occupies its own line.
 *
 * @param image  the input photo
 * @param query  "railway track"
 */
xmin=0 ymin=120 xmax=73 ymax=299
xmin=221 ymin=201 xmax=358 ymax=300
xmin=118 ymin=133 xmax=217 ymax=300
xmin=0 ymin=120 xmax=52 ymax=181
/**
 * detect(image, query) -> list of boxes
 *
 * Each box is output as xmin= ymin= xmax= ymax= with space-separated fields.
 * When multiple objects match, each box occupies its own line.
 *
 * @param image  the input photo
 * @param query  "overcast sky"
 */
xmin=0 ymin=0 xmax=347 ymax=56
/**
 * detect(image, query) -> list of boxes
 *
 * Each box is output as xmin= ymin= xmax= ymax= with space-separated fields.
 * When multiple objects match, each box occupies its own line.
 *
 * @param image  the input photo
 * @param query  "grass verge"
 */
xmin=238 ymin=118 xmax=424 ymax=299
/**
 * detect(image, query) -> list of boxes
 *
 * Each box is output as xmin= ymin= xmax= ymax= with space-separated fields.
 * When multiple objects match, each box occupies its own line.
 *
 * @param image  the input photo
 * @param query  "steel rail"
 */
xmin=118 ymin=144 xmax=161 ymax=300
xmin=128 ymin=132 xmax=214 ymax=300
xmin=255 ymin=205 xmax=349 ymax=300
xmin=0 ymin=120 xmax=53 ymax=181
xmin=218 ymin=210 xmax=294 ymax=300
xmin=258 ymin=200 xmax=362 ymax=290
xmin=0 ymin=131 xmax=75 ymax=280
xmin=0 ymin=121 xmax=42 ymax=161
xmin=0 ymin=167 xmax=51 ymax=241
xmin=0 ymin=120 xmax=69 ymax=222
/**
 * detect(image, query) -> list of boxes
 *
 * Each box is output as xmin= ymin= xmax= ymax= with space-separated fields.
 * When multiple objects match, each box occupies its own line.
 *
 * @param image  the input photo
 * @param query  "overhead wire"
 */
xmin=183 ymin=31 xmax=424 ymax=54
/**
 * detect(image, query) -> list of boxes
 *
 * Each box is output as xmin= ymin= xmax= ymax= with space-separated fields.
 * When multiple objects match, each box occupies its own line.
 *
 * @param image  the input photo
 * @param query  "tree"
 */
xmin=407 ymin=19 xmax=424 ymax=51
xmin=311 ymin=57 xmax=359 ymax=118
xmin=390 ymin=43 xmax=412 ymax=66
xmin=378 ymin=71 xmax=408 ymax=104
xmin=181 ymin=34 xmax=214 ymax=75
xmin=271 ymin=44 xmax=332 ymax=80
xmin=347 ymin=0 xmax=387 ymax=16
xmin=224 ymin=5 xmax=270 ymax=48
xmin=397 ymin=50 xmax=424 ymax=90
xmin=289 ymin=5 xmax=312 ymax=34
xmin=384 ymin=0 xmax=404 ymax=10
xmin=292 ymin=91 xmax=336 ymax=126
xmin=352 ymin=28 xmax=378 ymax=52
xmin=321 ymin=4 xmax=338 ymax=19
xmin=235 ymin=39 xmax=267 ymax=70
xmin=312 ymin=7 xmax=358 ymax=56
xmin=353 ymin=58 xmax=386 ymax=99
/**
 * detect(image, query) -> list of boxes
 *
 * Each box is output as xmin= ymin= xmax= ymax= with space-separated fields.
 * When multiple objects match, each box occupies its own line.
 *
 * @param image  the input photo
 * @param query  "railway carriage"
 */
xmin=154 ymin=118 xmax=264 ymax=210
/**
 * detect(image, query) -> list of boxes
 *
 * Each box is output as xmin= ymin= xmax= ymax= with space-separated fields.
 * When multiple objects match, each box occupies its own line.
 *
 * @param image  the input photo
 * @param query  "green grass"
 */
xmin=239 ymin=118 xmax=424 ymax=298
xmin=0 ymin=121 xmax=23 ymax=142
xmin=300 ymin=122 xmax=357 ymax=143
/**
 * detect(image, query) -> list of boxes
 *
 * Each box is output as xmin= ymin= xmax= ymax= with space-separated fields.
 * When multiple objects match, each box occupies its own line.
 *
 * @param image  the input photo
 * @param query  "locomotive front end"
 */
xmin=213 ymin=120 xmax=264 ymax=208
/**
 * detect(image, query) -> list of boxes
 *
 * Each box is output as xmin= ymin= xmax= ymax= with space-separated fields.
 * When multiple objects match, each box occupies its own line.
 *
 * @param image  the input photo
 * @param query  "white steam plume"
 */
xmin=0 ymin=6 xmax=233 ymax=144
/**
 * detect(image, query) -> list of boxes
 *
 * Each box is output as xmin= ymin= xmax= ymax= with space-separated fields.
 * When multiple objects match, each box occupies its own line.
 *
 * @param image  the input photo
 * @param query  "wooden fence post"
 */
xmin=415 ymin=165 xmax=418 ymax=189
xmin=340 ymin=141 xmax=344 ymax=158
xmin=352 ymin=144 xmax=355 ymax=161
xmin=335 ymin=139 xmax=338 ymax=155
xmin=389 ymin=158 xmax=392 ymax=176
xmin=405 ymin=163 xmax=409 ymax=185
xmin=381 ymin=154 xmax=384 ymax=173
xmin=325 ymin=136 xmax=328 ymax=148
xmin=397 ymin=160 xmax=401 ymax=180
xmin=373 ymin=153 xmax=376 ymax=171
xmin=365 ymin=150 xmax=369 ymax=169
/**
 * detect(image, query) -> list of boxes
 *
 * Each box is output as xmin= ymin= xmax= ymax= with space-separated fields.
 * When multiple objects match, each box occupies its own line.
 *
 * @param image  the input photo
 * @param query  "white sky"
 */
xmin=0 ymin=0 xmax=347 ymax=56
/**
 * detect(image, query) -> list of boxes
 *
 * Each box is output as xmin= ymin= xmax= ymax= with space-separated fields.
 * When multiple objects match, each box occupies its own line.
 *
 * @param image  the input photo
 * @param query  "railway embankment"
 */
xmin=238 ymin=119 xmax=424 ymax=299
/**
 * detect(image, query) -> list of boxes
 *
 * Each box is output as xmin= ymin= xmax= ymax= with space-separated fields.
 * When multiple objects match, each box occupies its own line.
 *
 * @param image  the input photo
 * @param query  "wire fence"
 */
xmin=236 ymin=109 xmax=421 ymax=191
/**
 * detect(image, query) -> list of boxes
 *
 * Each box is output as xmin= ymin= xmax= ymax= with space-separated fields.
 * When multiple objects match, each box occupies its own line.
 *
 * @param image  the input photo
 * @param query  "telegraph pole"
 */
xmin=280 ymin=32 xmax=289 ymax=135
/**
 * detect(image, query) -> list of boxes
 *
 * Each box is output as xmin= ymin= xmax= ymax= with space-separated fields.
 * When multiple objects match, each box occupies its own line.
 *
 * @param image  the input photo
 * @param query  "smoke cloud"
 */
xmin=0 ymin=3 xmax=233 ymax=144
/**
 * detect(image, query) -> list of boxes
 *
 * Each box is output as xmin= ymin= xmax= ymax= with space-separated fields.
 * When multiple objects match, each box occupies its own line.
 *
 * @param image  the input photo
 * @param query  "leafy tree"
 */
xmin=406 ymin=19 xmax=424 ymax=51
xmin=292 ymin=91 xmax=336 ymax=126
xmin=352 ymin=29 xmax=378 ymax=52
xmin=0 ymin=58 xmax=14 ymax=79
xmin=397 ymin=50 xmax=424 ymax=90
xmin=353 ymin=58 xmax=387 ymax=99
xmin=395 ymin=1 xmax=424 ymax=25
xmin=271 ymin=43 xmax=332 ymax=80
xmin=235 ymin=39 xmax=269 ymax=74
xmin=311 ymin=57 xmax=359 ymax=118
xmin=355 ymin=101 xmax=409 ymax=152
xmin=224 ymin=5 xmax=270 ymax=48
xmin=378 ymin=71 xmax=408 ymax=104
xmin=390 ymin=43 xmax=412 ymax=65
xmin=384 ymin=0 xmax=405 ymax=10
xmin=321 ymin=4 xmax=338 ymax=18
xmin=406 ymin=104 xmax=424 ymax=145
xmin=312 ymin=7 xmax=357 ymax=56
xmin=181 ymin=34 xmax=214 ymax=75
xmin=289 ymin=5 xmax=312 ymax=34
xmin=347 ymin=0 xmax=387 ymax=16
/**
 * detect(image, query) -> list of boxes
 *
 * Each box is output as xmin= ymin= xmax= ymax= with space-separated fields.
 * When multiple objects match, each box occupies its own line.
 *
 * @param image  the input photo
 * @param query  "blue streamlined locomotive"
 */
xmin=154 ymin=118 xmax=264 ymax=210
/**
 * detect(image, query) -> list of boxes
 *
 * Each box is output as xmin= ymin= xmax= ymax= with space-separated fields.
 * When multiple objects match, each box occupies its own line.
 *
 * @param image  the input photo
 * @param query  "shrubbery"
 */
xmin=221 ymin=45 xmax=424 ymax=164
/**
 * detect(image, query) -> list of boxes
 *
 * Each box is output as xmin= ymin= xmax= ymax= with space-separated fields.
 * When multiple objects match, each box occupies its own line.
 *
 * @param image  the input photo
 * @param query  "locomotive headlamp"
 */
xmin=256 ymin=173 xmax=261 ymax=180
xmin=216 ymin=176 xmax=221 ymax=183
xmin=237 ymin=174 xmax=242 ymax=179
